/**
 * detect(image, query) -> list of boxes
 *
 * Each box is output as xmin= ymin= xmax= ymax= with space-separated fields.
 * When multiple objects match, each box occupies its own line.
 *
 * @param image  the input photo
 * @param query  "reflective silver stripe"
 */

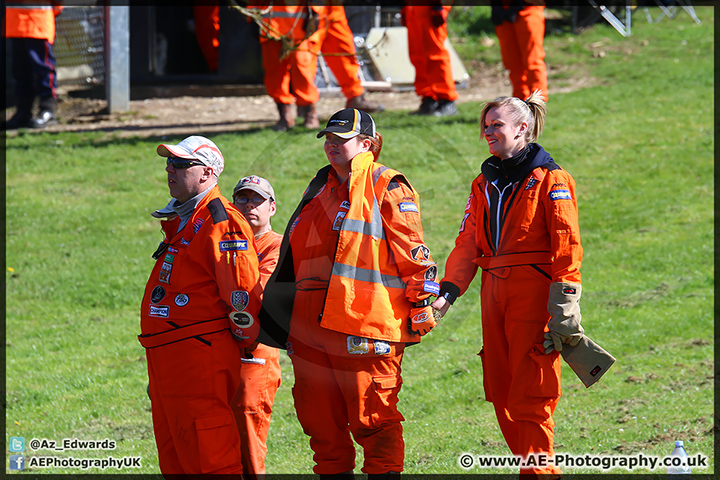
xmin=6 ymin=5 xmax=54 ymax=9
xmin=332 ymin=263 xmax=406 ymax=289
xmin=260 ymin=11 xmax=307 ymax=19
xmin=341 ymin=199 xmax=385 ymax=239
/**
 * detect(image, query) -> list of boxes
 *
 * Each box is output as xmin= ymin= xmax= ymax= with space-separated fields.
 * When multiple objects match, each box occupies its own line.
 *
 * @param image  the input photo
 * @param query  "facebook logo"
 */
xmin=9 ymin=437 xmax=24 ymax=452
xmin=9 ymin=455 xmax=25 ymax=470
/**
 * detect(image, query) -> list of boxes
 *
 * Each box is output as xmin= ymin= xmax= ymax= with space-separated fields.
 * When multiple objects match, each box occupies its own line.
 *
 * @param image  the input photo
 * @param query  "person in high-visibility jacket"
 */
xmin=258 ymin=108 xmax=441 ymax=475
xmin=231 ymin=175 xmax=283 ymax=478
xmin=139 ymin=135 xmax=262 ymax=475
xmin=402 ymin=2 xmax=459 ymax=116
xmin=491 ymin=0 xmax=548 ymax=101
xmin=248 ymin=2 xmax=323 ymax=131
xmin=432 ymin=92 xmax=583 ymax=477
xmin=3 ymin=0 xmax=64 ymax=129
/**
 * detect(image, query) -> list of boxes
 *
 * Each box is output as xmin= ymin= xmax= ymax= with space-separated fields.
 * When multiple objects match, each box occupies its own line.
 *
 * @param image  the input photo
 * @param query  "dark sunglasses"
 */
xmin=166 ymin=156 xmax=205 ymax=169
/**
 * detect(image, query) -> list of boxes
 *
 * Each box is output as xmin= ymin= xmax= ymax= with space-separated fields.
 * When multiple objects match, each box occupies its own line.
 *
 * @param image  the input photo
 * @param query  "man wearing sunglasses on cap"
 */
xmin=230 ymin=175 xmax=283 ymax=478
xmin=138 ymin=135 xmax=262 ymax=475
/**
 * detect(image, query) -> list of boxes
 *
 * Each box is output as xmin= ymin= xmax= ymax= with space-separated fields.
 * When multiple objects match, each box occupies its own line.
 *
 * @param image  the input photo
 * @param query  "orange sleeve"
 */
xmin=207 ymin=210 xmax=262 ymax=345
xmin=380 ymin=178 xmax=439 ymax=303
xmin=256 ymin=230 xmax=283 ymax=290
xmin=439 ymin=178 xmax=482 ymax=300
xmin=542 ymin=169 xmax=583 ymax=284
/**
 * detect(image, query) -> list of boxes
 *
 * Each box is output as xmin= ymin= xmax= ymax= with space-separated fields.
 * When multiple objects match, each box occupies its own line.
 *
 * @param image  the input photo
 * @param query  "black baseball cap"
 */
xmin=317 ymin=108 xmax=376 ymax=139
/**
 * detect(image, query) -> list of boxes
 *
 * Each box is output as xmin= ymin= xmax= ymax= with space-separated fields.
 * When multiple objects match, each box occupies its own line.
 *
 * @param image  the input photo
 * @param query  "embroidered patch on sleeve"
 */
xmin=219 ymin=240 xmax=248 ymax=251
xmin=399 ymin=201 xmax=419 ymax=213
xmin=549 ymin=189 xmax=572 ymax=201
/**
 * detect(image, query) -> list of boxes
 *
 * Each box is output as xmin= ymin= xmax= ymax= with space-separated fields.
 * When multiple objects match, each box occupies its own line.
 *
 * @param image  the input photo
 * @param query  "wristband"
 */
xmin=442 ymin=291 xmax=456 ymax=305
xmin=412 ymin=298 xmax=432 ymax=308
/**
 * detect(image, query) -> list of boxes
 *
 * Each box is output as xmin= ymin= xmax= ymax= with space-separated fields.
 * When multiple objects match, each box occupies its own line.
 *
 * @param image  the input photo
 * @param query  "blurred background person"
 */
xmin=313 ymin=1 xmax=384 ymax=113
xmin=193 ymin=1 xmax=220 ymax=72
xmin=403 ymin=1 xmax=459 ymax=116
xmin=491 ymin=0 xmax=548 ymax=101
xmin=3 ymin=0 xmax=64 ymax=129
xmin=231 ymin=175 xmax=283 ymax=479
xmin=248 ymin=2 xmax=322 ymax=130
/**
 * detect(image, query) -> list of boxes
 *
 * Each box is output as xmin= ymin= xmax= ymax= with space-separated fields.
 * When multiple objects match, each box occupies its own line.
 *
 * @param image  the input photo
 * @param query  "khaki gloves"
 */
xmin=544 ymin=282 xmax=584 ymax=354
xmin=410 ymin=305 xmax=437 ymax=336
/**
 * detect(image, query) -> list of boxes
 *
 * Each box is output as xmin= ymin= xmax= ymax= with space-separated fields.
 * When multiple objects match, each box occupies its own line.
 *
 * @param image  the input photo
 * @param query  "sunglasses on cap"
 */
xmin=166 ymin=156 xmax=206 ymax=169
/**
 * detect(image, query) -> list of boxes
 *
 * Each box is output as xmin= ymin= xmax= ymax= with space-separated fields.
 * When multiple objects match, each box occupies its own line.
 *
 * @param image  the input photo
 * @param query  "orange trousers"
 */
xmin=404 ymin=5 xmax=458 ymax=102
xmin=147 ymin=331 xmax=244 ymax=475
xmin=193 ymin=4 xmax=220 ymax=72
xmin=479 ymin=266 xmax=562 ymax=476
xmin=495 ymin=5 xmax=548 ymax=101
xmin=231 ymin=342 xmax=282 ymax=478
xmin=289 ymin=289 xmax=405 ymax=474
xmin=317 ymin=6 xmax=364 ymax=100
xmin=261 ymin=38 xmax=320 ymax=106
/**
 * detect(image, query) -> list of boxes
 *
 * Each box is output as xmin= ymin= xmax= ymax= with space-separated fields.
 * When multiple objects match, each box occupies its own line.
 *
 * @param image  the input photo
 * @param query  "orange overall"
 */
xmin=139 ymin=186 xmax=261 ymax=475
xmin=493 ymin=1 xmax=548 ymax=101
xmin=251 ymin=3 xmax=321 ymax=107
xmin=193 ymin=3 xmax=220 ymax=72
xmin=261 ymin=153 xmax=439 ymax=474
xmin=231 ymin=229 xmax=283 ymax=477
xmin=403 ymin=3 xmax=458 ymax=102
xmin=440 ymin=144 xmax=582 ymax=476
xmin=315 ymin=4 xmax=364 ymax=100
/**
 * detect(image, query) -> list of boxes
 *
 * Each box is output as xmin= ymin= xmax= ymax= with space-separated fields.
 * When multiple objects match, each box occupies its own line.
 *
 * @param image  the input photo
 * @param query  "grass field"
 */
xmin=4 ymin=6 xmax=714 ymax=475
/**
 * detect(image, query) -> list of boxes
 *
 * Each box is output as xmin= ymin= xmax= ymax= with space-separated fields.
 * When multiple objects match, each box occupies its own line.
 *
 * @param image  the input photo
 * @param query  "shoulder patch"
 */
xmin=207 ymin=198 xmax=229 ymax=224
xmin=549 ymin=189 xmax=572 ymax=201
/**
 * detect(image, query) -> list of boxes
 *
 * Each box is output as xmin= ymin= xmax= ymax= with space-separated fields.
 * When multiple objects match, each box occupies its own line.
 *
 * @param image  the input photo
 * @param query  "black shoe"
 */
xmin=30 ymin=110 xmax=58 ymax=128
xmin=4 ymin=111 xmax=34 ymax=130
xmin=411 ymin=97 xmax=439 ymax=115
xmin=433 ymin=99 xmax=459 ymax=117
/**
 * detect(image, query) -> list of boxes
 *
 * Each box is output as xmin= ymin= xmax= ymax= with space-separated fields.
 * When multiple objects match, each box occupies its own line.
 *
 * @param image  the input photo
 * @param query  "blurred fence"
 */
xmin=54 ymin=5 xmax=105 ymax=90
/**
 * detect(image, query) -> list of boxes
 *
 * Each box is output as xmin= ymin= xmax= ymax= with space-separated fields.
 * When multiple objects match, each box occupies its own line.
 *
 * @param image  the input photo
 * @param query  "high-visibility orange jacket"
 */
xmin=249 ymin=2 xmax=321 ymax=45
xmin=440 ymin=143 xmax=581 ymax=300
xmin=139 ymin=185 xmax=262 ymax=347
xmin=4 ymin=0 xmax=63 ymax=42
xmin=258 ymin=152 xmax=439 ymax=347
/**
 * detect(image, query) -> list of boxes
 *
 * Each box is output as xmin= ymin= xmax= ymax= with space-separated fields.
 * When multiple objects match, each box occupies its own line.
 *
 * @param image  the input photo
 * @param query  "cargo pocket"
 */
xmin=195 ymin=412 xmax=242 ymax=473
xmin=527 ymin=344 xmax=562 ymax=398
xmin=369 ymin=374 xmax=404 ymax=428
xmin=478 ymin=348 xmax=493 ymax=402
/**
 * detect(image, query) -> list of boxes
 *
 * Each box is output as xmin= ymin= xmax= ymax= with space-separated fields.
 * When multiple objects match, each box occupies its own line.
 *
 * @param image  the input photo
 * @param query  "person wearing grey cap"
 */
xmin=258 ymin=108 xmax=441 ymax=476
xmin=138 ymin=135 xmax=262 ymax=475
xmin=230 ymin=175 xmax=283 ymax=478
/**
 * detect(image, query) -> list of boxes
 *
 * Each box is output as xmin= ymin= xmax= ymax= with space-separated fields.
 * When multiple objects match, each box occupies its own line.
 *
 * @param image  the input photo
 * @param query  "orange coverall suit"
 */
xmin=259 ymin=152 xmax=439 ymax=474
xmin=314 ymin=4 xmax=364 ymax=100
xmin=439 ymin=144 xmax=582 ymax=476
xmin=139 ymin=186 xmax=261 ymax=475
xmin=492 ymin=1 xmax=548 ymax=101
xmin=403 ymin=3 xmax=459 ymax=102
xmin=231 ymin=229 xmax=283 ymax=477
xmin=251 ymin=3 xmax=321 ymax=107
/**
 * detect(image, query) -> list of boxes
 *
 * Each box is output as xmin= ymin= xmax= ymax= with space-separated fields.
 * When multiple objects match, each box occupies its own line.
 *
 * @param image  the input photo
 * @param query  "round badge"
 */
xmin=174 ymin=294 xmax=189 ymax=307
xmin=151 ymin=285 xmax=166 ymax=304
xmin=230 ymin=311 xmax=254 ymax=328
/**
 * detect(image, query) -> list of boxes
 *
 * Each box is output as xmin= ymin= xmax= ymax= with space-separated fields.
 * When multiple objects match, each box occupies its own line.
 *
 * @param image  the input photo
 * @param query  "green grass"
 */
xmin=5 ymin=6 xmax=713 ymax=475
